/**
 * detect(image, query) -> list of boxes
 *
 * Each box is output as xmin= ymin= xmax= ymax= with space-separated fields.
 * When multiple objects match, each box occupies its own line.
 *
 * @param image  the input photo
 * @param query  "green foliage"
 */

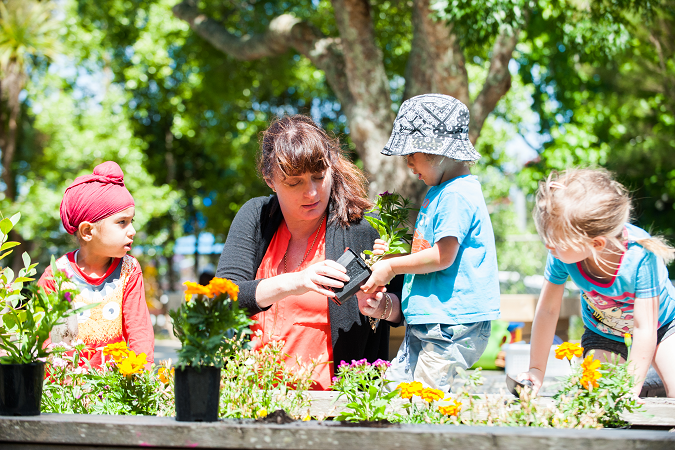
xmin=169 ymin=279 xmax=252 ymax=369
xmin=363 ymin=191 xmax=415 ymax=265
xmin=0 ymin=213 xmax=94 ymax=364
xmin=553 ymin=351 xmax=641 ymax=428
xmin=41 ymin=342 xmax=174 ymax=416
xmin=219 ymin=335 xmax=317 ymax=420
xmin=331 ymin=359 xmax=398 ymax=422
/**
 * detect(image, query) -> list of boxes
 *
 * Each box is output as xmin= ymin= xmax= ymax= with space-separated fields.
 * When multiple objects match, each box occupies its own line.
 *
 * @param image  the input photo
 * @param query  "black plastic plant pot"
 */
xmin=332 ymin=248 xmax=372 ymax=306
xmin=0 ymin=362 xmax=45 ymax=416
xmin=174 ymin=365 xmax=221 ymax=422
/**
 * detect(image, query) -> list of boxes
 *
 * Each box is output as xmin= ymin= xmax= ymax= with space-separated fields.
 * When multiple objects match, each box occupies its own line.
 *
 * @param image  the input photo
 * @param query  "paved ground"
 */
xmin=154 ymin=338 xmax=180 ymax=365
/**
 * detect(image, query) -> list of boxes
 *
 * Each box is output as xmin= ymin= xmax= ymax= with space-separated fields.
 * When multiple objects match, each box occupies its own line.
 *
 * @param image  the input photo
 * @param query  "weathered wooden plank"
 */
xmin=1 ymin=413 xmax=674 ymax=450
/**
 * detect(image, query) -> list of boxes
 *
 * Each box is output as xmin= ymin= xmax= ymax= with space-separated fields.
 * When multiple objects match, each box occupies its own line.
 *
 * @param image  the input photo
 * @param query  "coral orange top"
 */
xmin=250 ymin=218 xmax=333 ymax=390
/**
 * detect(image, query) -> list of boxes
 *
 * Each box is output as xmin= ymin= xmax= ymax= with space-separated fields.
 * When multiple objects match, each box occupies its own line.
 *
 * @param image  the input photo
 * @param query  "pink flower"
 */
xmin=73 ymin=367 xmax=88 ymax=375
xmin=52 ymin=357 xmax=67 ymax=368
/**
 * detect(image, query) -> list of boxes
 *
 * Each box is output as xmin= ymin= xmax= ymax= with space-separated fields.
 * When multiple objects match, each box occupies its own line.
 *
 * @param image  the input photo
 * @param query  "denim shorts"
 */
xmin=581 ymin=321 xmax=675 ymax=361
xmin=385 ymin=321 xmax=491 ymax=392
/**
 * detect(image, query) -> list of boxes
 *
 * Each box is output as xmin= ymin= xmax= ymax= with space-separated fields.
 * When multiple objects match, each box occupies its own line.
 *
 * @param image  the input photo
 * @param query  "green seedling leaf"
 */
xmin=22 ymin=252 xmax=30 ymax=268
xmin=0 ymin=218 xmax=13 ymax=235
xmin=0 ymin=241 xmax=20 ymax=251
xmin=9 ymin=212 xmax=20 ymax=226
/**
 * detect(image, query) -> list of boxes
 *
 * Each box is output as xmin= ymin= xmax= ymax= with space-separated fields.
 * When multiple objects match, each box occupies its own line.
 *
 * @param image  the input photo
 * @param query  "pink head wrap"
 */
xmin=59 ymin=161 xmax=135 ymax=235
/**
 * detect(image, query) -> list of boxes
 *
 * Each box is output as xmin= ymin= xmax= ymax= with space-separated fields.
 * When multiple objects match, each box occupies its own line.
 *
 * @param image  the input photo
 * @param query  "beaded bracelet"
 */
xmin=368 ymin=293 xmax=392 ymax=331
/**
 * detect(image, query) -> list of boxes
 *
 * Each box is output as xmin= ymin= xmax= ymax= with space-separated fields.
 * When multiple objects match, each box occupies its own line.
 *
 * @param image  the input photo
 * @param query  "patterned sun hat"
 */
xmin=382 ymin=94 xmax=480 ymax=161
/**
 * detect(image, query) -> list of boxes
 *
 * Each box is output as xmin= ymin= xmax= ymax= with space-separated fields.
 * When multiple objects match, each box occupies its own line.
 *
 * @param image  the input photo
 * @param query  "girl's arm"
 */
xmin=361 ymin=236 xmax=460 ymax=293
xmin=518 ymin=280 xmax=565 ymax=395
xmin=628 ymin=296 xmax=659 ymax=396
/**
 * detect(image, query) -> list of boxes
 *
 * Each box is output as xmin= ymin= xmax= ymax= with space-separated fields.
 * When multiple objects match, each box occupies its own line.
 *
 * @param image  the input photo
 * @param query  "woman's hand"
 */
xmin=297 ymin=259 xmax=350 ymax=298
xmin=517 ymin=368 xmax=544 ymax=396
xmin=356 ymin=287 xmax=386 ymax=317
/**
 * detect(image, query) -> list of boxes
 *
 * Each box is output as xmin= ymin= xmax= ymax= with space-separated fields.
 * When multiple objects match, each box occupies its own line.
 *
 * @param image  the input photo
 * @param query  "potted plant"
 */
xmin=169 ymin=277 xmax=252 ymax=422
xmin=0 ymin=213 xmax=83 ymax=416
xmin=332 ymin=191 xmax=415 ymax=304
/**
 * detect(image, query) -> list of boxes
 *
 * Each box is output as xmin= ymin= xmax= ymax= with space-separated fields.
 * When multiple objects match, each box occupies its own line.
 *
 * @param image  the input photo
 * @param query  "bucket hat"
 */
xmin=382 ymin=94 xmax=480 ymax=161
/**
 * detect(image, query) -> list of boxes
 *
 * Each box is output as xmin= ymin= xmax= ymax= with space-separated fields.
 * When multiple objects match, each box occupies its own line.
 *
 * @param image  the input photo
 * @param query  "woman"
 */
xmin=216 ymin=115 xmax=402 ymax=390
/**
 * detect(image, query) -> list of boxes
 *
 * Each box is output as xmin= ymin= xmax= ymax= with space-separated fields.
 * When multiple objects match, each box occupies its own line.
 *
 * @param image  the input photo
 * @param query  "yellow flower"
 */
xmin=579 ymin=354 xmax=601 ymax=390
xmin=208 ymin=277 xmax=239 ymax=301
xmin=158 ymin=367 xmax=174 ymax=384
xmin=103 ymin=341 xmax=129 ymax=363
xmin=302 ymin=415 xmax=311 ymax=421
xmin=117 ymin=351 xmax=147 ymax=376
xmin=257 ymin=408 xmax=268 ymax=418
xmin=555 ymin=342 xmax=584 ymax=361
xmin=419 ymin=387 xmax=445 ymax=403
xmin=397 ymin=381 xmax=423 ymax=399
xmin=624 ymin=333 xmax=632 ymax=348
xmin=438 ymin=400 xmax=462 ymax=416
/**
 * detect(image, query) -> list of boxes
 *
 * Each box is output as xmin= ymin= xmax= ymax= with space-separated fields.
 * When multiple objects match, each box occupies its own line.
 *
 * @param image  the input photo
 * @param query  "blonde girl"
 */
xmin=519 ymin=168 xmax=675 ymax=398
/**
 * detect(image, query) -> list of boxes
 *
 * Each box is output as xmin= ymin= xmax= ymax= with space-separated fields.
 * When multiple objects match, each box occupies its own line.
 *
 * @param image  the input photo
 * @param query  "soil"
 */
xmin=255 ymin=409 xmax=296 ymax=424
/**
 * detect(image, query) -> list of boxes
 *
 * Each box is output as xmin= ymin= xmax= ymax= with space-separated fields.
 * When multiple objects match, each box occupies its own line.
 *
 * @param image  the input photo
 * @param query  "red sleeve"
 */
xmin=122 ymin=260 xmax=154 ymax=364
xmin=37 ymin=265 xmax=57 ymax=294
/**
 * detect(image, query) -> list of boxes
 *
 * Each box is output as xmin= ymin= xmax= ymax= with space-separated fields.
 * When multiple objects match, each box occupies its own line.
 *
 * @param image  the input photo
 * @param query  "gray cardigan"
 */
xmin=216 ymin=195 xmax=402 ymax=365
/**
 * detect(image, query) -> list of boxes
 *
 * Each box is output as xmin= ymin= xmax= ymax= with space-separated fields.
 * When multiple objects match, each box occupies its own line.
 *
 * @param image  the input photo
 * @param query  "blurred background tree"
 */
xmin=0 ymin=0 xmax=672 ymax=287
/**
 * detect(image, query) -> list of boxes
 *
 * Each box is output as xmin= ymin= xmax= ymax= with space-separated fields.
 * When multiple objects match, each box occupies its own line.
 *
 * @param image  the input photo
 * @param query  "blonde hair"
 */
xmin=534 ymin=168 xmax=674 ymax=267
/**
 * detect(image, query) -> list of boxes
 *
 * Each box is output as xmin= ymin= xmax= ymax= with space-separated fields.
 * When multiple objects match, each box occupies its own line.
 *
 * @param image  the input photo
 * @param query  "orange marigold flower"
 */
xmin=117 ymin=351 xmax=147 ymax=376
xmin=208 ymin=277 xmax=239 ymax=301
xmin=158 ymin=367 xmax=174 ymax=384
xmin=555 ymin=342 xmax=584 ymax=361
xmin=103 ymin=341 xmax=129 ymax=363
xmin=579 ymin=354 xmax=602 ymax=390
xmin=419 ymin=387 xmax=445 ymax=403
xmin=438 ymin=400 xmax=462 ymax=416
xmin=397 ymin=381 xmax=423 ymax=399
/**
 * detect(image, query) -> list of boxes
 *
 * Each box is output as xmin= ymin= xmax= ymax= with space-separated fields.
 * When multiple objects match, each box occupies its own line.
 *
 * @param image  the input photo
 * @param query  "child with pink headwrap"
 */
xmin=38 ymin=161 xmax=154 ymax=367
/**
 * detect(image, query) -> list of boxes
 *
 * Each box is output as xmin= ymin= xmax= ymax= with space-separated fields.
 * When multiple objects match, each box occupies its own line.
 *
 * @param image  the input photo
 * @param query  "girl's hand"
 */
xmin=297 ymin=260 xmax=349 ymax=298
xmin=361 ymin=260 xmax=396 ymax=294
xmin=516 ymin=368 xmax=544 ymax=396
xmin=372 ymin=239 xmax=389 ymax=256
xmin=356 ymin=287 xmax=386 ymax=317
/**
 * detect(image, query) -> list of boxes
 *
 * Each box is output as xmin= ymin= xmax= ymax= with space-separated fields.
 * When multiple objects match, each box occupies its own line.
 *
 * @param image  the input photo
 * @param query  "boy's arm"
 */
xmin=628 ymin=296 xmax=659 ymax=396
xmin=361 ymin=236 xmax=460 ymax=293
xmin=122 ymin=264 xmax=154 ymax=365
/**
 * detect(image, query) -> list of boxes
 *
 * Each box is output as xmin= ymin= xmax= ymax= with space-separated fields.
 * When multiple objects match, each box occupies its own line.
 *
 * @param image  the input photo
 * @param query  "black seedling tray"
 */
xmin=331 ymin=248 xmax=372 ymax=305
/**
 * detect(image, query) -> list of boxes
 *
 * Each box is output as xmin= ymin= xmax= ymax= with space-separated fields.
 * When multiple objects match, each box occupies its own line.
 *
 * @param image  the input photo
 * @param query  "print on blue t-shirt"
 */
xmin=545 ymin=223 xmax=675 ymax=342
xmin=402 ymin=175 xmax=501 ymax=325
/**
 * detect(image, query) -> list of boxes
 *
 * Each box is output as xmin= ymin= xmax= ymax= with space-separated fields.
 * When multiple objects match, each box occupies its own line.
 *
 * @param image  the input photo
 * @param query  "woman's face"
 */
xmin=267 ymin=168 xmax=332 ymax=224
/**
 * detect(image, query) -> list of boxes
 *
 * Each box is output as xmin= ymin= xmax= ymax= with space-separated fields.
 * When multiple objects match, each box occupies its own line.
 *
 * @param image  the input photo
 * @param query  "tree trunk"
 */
xmin=1 ymin=61 xmax=24 ymax=202
xmin=171 ymin=0 xmax=524 ymax=202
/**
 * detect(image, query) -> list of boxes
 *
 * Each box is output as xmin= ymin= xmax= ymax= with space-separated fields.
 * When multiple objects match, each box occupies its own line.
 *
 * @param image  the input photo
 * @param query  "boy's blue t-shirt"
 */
xmin=545 ymin=223 xmax=675 ymax=342
xmin=402 ymin=175 xmax=501 ymax=325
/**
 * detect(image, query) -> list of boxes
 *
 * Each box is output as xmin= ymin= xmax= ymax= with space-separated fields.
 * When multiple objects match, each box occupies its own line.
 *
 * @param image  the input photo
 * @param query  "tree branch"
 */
xmin=171 ymin=1 xmax=353 ymax=110
xmin=469 ymin=28 xmax=520 ymax=144
xmin=403 ymin=0 xmax=470 ymax=106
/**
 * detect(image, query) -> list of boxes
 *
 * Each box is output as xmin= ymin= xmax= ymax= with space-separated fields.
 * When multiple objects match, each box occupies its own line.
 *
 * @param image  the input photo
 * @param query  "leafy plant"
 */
xmin=331 ymin=358 xmax=398 ymax=422
xmin=362 ymin=191 xmax=415 ymax=266
xmin=0 ymin=212 xmax=90 ymax=364
xmin=42 ymin=341 xmax=174 ymax=416
xmin=552 ymin=337 xmax=641 ymax=428
xmin=219 ymin=332 xmax=318 ymax=420
xmin=169 ymin=278 xmax=252 ymax=369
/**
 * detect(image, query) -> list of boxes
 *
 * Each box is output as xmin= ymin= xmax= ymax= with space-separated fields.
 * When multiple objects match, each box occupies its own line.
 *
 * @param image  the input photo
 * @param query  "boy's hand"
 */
xmin=356 ymin=287 xmax=386 ymax=317
xmin=516 ymin=369 xmax=544 ymax=396
xmin=372 ymin=239 xmax=388 ymax=256
xmin=361 ymin=260 xmax=395 ymax=294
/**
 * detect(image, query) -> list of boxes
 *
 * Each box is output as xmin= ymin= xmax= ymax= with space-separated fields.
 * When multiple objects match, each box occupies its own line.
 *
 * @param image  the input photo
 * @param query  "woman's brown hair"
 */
xmin=259 ymin=115 xmax=373 ymax=227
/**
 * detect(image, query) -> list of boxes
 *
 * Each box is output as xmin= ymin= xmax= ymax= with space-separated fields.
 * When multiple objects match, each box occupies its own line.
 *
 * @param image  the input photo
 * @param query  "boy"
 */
xmin=362 ymin=94 xmax=500 ymax=391
xmin=38 ymin=161 xmax=154 ymax=367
